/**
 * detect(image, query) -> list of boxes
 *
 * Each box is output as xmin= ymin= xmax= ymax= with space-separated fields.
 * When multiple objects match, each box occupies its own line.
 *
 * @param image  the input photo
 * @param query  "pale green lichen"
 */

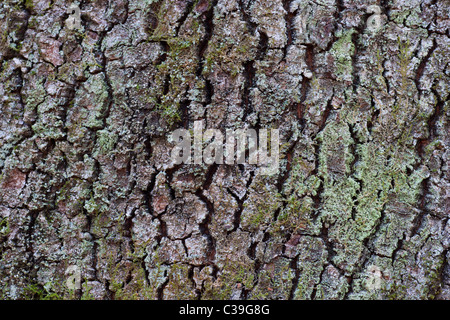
xmin=330 ymin=29 xmax=355 ymax=82
xmin=95 ymin=129 xmax=118 ymax=154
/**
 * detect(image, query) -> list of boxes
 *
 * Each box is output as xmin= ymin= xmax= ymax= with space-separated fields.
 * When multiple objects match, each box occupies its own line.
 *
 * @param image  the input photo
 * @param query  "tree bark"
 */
xmin=0 ymin=0 xmax=449 ymax=300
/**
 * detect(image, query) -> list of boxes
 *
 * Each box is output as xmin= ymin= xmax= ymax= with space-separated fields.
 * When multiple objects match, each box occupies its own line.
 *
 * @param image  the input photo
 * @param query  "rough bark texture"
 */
xmin=0 ymin=0 xmax=449 ymax=300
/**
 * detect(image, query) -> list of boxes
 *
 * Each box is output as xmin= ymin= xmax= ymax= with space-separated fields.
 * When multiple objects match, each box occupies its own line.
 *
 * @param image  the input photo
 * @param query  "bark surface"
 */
xmin=0 ymin=0 xmax=449 ymax=300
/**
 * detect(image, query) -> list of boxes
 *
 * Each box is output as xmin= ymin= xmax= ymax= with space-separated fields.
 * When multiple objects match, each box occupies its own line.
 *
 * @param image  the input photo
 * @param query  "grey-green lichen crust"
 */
xmin=0 ymin=0 xmax=449 ymax=300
